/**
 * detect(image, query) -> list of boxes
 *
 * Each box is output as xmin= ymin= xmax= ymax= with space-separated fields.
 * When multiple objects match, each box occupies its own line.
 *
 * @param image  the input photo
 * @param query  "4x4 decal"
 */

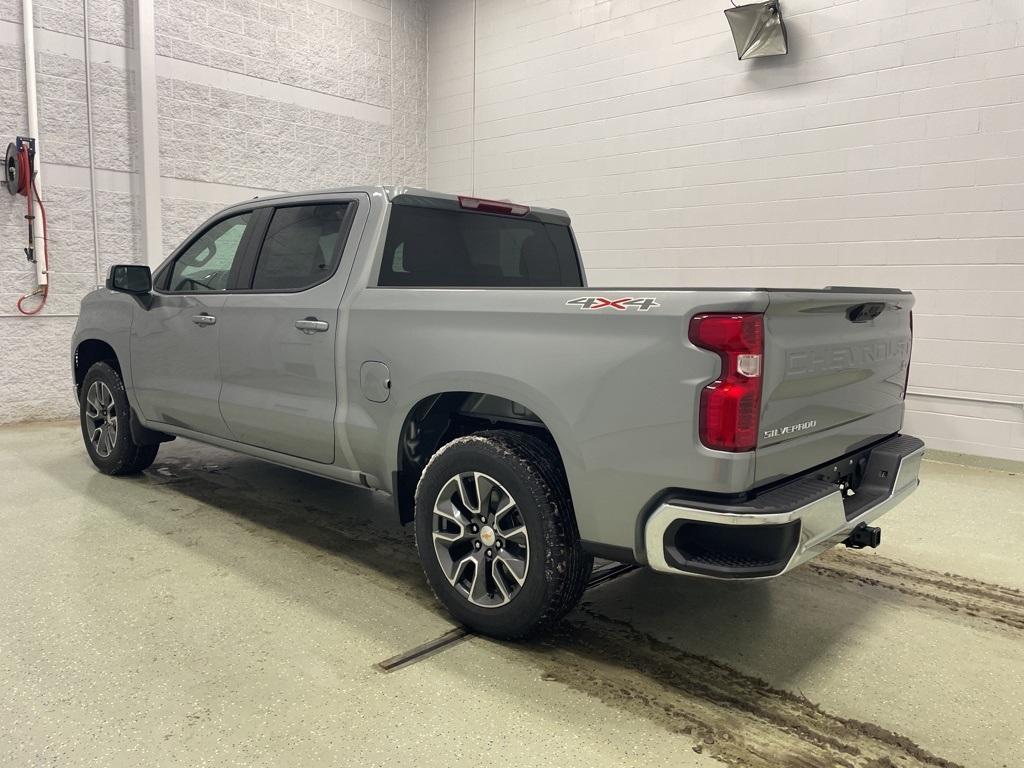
xmin=566 ymin=296 xmax=660 ymax=312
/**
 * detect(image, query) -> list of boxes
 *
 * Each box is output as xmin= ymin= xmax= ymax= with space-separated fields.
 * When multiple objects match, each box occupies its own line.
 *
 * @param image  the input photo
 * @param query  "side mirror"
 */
xmin=107 ymin=264 xmax=152 ymax=295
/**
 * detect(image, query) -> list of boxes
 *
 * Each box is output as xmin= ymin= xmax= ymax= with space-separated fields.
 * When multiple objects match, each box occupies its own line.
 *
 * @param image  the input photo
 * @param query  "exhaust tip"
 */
xmin=844 ymin=523 xmax=881 ymax=549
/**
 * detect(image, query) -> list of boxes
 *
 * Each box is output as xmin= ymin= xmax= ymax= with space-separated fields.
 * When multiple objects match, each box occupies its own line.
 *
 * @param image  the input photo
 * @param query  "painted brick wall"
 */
xmin=1 ymin=0 xmax=428 ymax=425
xmin=155 ymin=0 xmax=391 ymax=105
xmin=156 ymin=77 xmax=391 ymax=192
xmin=152 ymin=0 xmax=429 ymax=263
xmin=392 ymin=0 xmax=430 ymax=184
xmin=0 ymin=0 xmax=140 ymax=422
xmin=428 ymin=0 xmax=1024 ymax=462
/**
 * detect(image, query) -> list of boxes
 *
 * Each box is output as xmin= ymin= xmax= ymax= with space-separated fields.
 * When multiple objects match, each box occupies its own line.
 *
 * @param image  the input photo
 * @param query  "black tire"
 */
xmin=79 ymin=361 xmax=159 ymax=475
xmin=414 ymin=429 xmax=592 ymax=639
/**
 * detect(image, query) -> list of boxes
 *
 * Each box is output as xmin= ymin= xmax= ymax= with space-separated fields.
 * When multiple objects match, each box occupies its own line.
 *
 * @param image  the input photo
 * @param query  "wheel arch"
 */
xmin=73 ymin=339 xmax=121 ymax=397
xmin=73 ymin=337 xmax=173 ymax=447
xmin=391 ymin=390 xmax=575 ymax=526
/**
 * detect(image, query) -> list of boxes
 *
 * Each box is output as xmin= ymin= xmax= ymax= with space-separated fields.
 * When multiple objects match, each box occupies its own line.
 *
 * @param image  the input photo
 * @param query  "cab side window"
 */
xmin=250 ymin=203 xmax=351 ymax=291
xmin=167 ymin=212 xmax=251 ymax=293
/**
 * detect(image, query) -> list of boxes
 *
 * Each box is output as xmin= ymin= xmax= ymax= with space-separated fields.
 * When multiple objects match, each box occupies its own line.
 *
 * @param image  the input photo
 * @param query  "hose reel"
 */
xmin=5 ymin=137 xmax=33 ymax=196
xmin=6 ymin=136 xmax=49 ymax=314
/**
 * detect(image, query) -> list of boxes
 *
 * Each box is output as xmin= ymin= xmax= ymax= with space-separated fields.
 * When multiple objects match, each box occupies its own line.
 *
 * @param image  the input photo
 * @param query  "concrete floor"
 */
xmin=1 ymin=422 xmax=1022 ymax=768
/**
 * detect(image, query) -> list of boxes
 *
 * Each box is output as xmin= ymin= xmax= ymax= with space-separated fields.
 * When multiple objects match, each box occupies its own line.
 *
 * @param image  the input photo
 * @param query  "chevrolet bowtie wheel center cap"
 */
xmin=479 ymin=526 xmax=496 ymax=547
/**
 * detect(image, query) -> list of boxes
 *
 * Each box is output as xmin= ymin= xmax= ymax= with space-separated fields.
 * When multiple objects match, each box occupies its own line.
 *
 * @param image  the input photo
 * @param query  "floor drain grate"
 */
xmin=376 ymin=627 xmax=471 ymax=673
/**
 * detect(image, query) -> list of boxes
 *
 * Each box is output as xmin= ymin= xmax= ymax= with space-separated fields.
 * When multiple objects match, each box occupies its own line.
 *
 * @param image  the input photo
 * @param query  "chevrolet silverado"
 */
xmin=72 ymin=187 xmax=923 ymax=638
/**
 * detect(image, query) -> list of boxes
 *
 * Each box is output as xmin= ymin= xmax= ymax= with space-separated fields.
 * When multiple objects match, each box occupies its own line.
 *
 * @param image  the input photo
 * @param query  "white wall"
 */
xmin=154 ymin=0 xmax=428 ymax=252
xmin=1 ymin=0 xmax=428 ymax=424
xmin=1 ymin=0 xmax=139 ymax=422
xmin=428 ymin=0 xmax=1024 ymax=462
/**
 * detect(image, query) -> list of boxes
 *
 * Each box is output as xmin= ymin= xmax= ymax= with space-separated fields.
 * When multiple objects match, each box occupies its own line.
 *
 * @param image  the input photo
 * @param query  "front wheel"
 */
xmin=79 ymin=361 xmax=159 ymax=475
xmin=414 ymin=430 xmax=592 ymax=639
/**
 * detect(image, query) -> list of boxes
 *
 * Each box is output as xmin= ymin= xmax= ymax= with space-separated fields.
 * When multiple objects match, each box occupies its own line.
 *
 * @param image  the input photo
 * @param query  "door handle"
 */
xmin=191 ymin=313 xmax=216 ymax=326
xmin=295 ymin=318 xmax=329 ymax=334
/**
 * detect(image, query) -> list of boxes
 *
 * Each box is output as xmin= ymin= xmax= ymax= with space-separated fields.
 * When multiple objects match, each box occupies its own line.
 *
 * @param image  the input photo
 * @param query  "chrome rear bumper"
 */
xmin=645 ymin=434 xmax=924 ymax=579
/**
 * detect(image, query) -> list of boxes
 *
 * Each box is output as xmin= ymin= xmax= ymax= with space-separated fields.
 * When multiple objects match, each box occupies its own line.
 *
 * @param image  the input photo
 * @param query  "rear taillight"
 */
xmin=688 ymin=313 xmax=764 ymax=452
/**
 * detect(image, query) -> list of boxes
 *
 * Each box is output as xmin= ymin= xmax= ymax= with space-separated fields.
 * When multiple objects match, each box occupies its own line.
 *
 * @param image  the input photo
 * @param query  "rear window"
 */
xmin=251 ymin=203 xmax=351 ymax=291
xmin=378 ymin=205 xmax=582 ymax=287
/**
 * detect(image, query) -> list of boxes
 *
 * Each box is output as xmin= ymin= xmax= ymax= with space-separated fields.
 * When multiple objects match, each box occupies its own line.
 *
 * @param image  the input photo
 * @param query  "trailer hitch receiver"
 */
xmin=844 ymin=523 xmax=881 ymax=549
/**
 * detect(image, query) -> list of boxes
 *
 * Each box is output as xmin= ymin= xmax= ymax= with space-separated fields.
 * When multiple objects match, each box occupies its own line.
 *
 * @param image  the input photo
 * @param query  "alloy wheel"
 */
xmin=431 ymin=472 xmax=529 ymax=607
xmin=85 ymin=381 xmax=118 ymax=458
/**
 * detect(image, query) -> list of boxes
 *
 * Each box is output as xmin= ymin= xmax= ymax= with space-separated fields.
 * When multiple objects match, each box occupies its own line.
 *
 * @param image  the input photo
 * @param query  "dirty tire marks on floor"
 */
xmin=531 ymin=608 xmax=963 ymax=768
xmin=810 ymin=550 xmax=1024 ymax=633
xmin=143 ymin=458 xmax=966 ymax=767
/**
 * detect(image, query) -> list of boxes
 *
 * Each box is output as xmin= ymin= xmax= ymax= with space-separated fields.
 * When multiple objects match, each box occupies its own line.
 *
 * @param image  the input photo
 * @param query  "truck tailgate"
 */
xmin=756 ymin=289 xmax=914 ymax=485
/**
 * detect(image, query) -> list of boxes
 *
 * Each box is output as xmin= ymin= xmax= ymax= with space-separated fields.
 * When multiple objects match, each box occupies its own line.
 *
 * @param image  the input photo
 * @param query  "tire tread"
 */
xmin=80 ymin=361 xmax=159 ymax=475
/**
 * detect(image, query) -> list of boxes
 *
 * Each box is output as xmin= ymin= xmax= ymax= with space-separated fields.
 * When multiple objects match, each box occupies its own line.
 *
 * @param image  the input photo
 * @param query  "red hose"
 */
xmin=19 ymin=145 xmax=29 ymax=195
xmin=16 ymin=150 xmax=49 ymax=315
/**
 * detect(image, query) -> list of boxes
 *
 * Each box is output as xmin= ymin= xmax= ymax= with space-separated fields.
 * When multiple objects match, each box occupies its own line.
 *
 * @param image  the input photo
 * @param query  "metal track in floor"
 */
xmin=376 ymin=560 xmax=640 ymax=673
xmin=376 ymin=627 xmax=472 ymax=673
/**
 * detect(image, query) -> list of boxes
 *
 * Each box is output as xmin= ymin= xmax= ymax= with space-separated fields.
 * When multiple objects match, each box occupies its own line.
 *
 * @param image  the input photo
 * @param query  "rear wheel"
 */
xmin=414 ymin=430 xmax=592 ymax=639
xmin=80 ymin=361 xmax=159 ymax=475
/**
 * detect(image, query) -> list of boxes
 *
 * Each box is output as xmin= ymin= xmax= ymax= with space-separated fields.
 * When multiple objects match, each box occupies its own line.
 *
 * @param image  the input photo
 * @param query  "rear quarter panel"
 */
xmin=345 ymin=287 xmax=768 ymax=554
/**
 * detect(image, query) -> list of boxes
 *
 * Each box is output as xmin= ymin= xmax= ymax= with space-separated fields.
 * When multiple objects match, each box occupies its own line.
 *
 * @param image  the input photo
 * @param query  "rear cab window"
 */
xmin=249 ymin=203 xmax=353 ymax=291
xmin=378 ymin=198 xmax=583 ymax=288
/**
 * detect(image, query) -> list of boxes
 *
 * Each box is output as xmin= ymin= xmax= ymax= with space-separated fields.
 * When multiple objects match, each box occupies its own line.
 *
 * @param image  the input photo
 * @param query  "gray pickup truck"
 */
xmin=73 ymin=187 xmax=923 ymax=638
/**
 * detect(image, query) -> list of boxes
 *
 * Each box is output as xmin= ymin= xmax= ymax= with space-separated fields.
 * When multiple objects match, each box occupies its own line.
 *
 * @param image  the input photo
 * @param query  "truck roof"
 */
xmin=224 ymin=186 xmax=571 ymax=224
